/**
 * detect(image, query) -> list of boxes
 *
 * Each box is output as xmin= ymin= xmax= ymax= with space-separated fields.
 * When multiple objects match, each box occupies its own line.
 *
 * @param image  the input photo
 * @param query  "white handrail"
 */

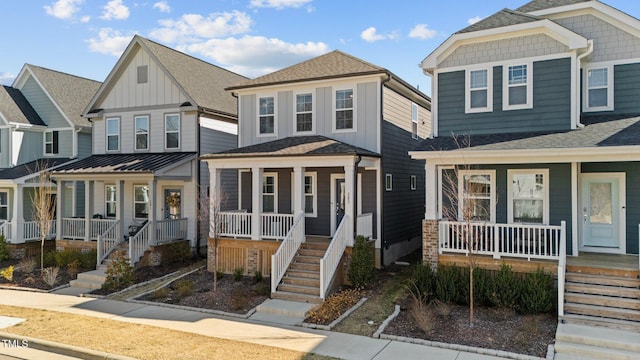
xmin=129 ymin=222 xmax=151 ymax=266
xmin=218 ymin=211 xmax=252 ymax=238
xmin=156 ymin=218 xmax=187 ymax=243
xmin=0 ymin=222 xmax=9 ymax=242
xmin=558 ymin=221 xmax=567 ymax=318
xmin=97 ymin=220 xmax=121 ymax=264
xmin=271 ymin=212 xmax=305 ymax=294
xmin=320 ymin=215 xmax=349 ymax=300
xmin=91 ymin=219 xmax=117 ymax=239
xmin=261 ymin=213 xmax=295 ymax=240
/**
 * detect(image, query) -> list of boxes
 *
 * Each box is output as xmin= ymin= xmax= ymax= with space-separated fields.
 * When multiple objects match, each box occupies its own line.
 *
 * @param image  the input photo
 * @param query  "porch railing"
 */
xmin=129 ymin=222 xmax=151 ymax=267
xmin=261 ymin=214 xmax=295 ymax=240
xmin=320 ymin=215 xmax=349 ymax=300
xmin=0 ymin=222 xmax=10 ymax=242
xmin=23 ymin=221 xmax=56 ymax=242
xmin=91 ymin=219 xmax=117 ymax=239
xmin=439 ymin=221 xmax=565 ymax=261
xmin=156 ymin=218 xmax=188 ymax=243
xmin=357 ymin=213 xmax=373 ymax=240
xmin=558 ymin=222 xmax=567 ymax=318
xmin=97 ymin=220 xmax=121 ymax=264
xmin=62 ymin=218 xmax=86 ymax=240
xmin=218 ymin=211 xmax=252 ymax=238
xmin=271 ymin=212 xmax=305 ymax=294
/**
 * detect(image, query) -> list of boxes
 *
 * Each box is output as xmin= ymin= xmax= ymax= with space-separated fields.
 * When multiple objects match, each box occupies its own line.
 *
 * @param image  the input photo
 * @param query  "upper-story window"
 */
xmin=165 ymin=114 xmax=180 ymax=149
xmin=334 ymin=88 xmax=356 ymax=132
xmin=137 ymin=65 xmax=148 ymax=84
xmin=411 ymin=103 xmax=419 ymax=140
xmin=466 ymin=68 xmax=492 ymax=113
xmin=258 ymin=96 xmax=276 ymax=136
xmin=503 ymin=63 xmax=532 ymax=111
xmin=106 ymin=118 xmax=120 ymax=151
xmin=584 ymin=66 xmax=613 ymax=112
xmin=295 ymin=92 xmax=314 ymax=134
xmin=44 ymin=130 xmax=59 ymax=155
xmin=135 ymin=115 xmax=149 ymax=151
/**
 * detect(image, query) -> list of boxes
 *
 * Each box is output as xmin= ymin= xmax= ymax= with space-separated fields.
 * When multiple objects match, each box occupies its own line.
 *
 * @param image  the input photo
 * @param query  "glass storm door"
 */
xmin=164 ymin=189 xmax=182 ymax=219
xmin=330 ymin=175 xmax=346 ymax=235
xmin=581 ymin=174 xmax=624 ymax=251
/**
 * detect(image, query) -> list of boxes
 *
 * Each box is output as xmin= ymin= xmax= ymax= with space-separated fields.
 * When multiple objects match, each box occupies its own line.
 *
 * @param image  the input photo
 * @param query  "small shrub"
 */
xmin=233 ymin=267 xmax=244 ymax=281
xmin=79 ymin=250 xmax=97 ymax=270
xmin=435 ymin=265 xmax=461 ymax=304
xmin=493 ymin=263 xmax=521 ymax=310
xmin=215 ymin=270 xmax=225 ymax=281
xmin=348 ymin=235 xmax=376 ymax=288
xmin=54 ymin=249 xmax=80 ymax=268
xmin=102 ymin=251 xmax=134 ymax=291
xmin=17 ymin=257 xmax=36 ymax=274
xmin=152 ymin=287 xmax=170 ymax=299
xmin=67 ymin=260 xmax=80 ymax=279
xmin=520 ymin=268 xmax=554 ymax=314
xmin=473 ymin=268 xmax=495 ymax=307
xmin=41 ymin=251 xmax=57 ymax=268
xmin=306 ymin=288 xmax=362 ymax=325
xmin=253 ymin=270 xmax=263 ymax=284
xmin=0 ymin=235 xmax=9 ymax=261
xmin=410 ymin=264 xmax=436 ymax=303
xmin=255 ymin=283 xmax=271 ymax=297
xmin=168 ymin=242 xmax=191 ymax=264
xmin=175 ymin=279 xmax=195 ymax=298
xmin=42 ymin=267 xmax=60 ymax=288
xmin=431 ymin=299 xmax=452 ymax=317
xmin=0 ymin=265 xmax=14 ymax=281
xmin=409 ymin=297 xmax=437 ymax=335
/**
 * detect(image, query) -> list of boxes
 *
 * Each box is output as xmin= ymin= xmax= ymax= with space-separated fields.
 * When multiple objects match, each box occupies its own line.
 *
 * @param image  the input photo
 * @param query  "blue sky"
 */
xmin=1 ymin=0 xmax=639 ymax=95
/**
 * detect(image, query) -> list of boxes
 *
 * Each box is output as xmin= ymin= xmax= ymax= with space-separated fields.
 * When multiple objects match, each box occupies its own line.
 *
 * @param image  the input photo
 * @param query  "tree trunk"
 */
xmin=212 ymin=242 xmax=218 ymax=292
xmin=41 ymin=238 xmax=45 ymax=272
xmin=469 ymin=265 xmax=474 ymax=327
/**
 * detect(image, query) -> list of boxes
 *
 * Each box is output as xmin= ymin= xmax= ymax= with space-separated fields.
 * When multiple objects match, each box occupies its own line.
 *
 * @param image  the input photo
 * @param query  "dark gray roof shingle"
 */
xmin=201 ymin=135 xmax=380 ymax=159
xmin=517 ymin=0 xmax=592 ymax=13
xmin=457 ymin=9 xmax=543 ymax=34
xmin=52 ymin=152 xmax=196 ymax=174
xmin=0 ymin=86 xmax=45 ymax=126
xmin=0 ymin=158 xmax=73 ymax=180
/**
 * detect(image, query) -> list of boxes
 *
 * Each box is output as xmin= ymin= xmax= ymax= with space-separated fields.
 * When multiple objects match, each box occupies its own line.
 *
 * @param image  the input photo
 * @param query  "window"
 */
xmin=410 ymin=175 xmax=417 ymax=191
xmin=137 ymin=65 xmax=148 ymax=84
xmin=44 ymin=130 xmax=59 ymax=155
xmin=503 ymin=63 xmax=532 ymax=110
xmin=385 ymin=174 xmax=393 ymax=191
xmin=295 ymin=92 xmax=313 ymax=133
xmin=334 ymin=88 xmax=355 ymax=131
xmin=304 ymin=173 xmax=317 ymax=216
xmin=411 ymin=103 xmax=419 ymax=139
xmin=466 ymin=68 xmax=492 ymax=113
xmin=508 ymin=169 xmax=548 ymax=224
xmin=262 ymin=174 xmax=277 ymax=213
xmin=106 ymin=118 xmax=120 ymax=151
xmin=458 ymin=170 xmax=495 ymax=222
xmin=258 ymin=96 xmax=275 ymax=135
xmin=165 ymin=114 xmax=180 ymax=149
xmin=0 ymin=192 xmax=7 ymax=220
xmin=105 ymin=185 xmax=116 ymax=218
xmin=134 ymin=185 xmax=150 ymax=219
xmin=585 ymin=66 xmax=613 ymax=111
xmin=135 ymin=116 xmax=149 ymax=150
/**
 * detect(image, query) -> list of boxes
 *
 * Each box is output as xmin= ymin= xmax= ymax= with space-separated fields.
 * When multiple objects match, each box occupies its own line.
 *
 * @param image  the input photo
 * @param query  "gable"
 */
xmin=20 ymin=77 xmax=69 ymax=128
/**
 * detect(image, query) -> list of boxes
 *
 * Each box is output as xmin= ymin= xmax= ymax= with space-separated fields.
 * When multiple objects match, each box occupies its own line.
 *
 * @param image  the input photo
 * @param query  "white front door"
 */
xmin=580 ymin=173 xmax=625 ymax=253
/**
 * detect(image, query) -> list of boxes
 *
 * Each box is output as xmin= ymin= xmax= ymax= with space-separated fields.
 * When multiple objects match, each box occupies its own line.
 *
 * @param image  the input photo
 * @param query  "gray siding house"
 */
xmin=202 ymin=50 xmax=431 ymax=302
xmin=411 ymin=0 xmax=640 ymax=329
xmin=52 ymin=36 xmax=247 ymax=267
xmin=0 ymin=64 xmax=100 ymax=244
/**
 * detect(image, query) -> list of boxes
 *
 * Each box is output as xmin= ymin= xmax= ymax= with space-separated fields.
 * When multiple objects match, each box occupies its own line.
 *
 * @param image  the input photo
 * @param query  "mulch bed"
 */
xmin=0 ymin=259 xmax=79 ymax=290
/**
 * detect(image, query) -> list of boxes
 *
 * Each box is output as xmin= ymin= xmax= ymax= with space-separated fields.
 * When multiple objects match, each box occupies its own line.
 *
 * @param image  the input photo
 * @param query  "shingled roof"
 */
xmin=227 ymin=50 xmax=388 ymax=90
xmin=201 ymin=135 xmax=380 ymax=159
xmin=517 ymin=0 xmax=592 ymax=13
xmin=0 ymin=86 xmax=45 ymax=126
xmin=53 ymin=152 xmax=196 ymax=175
xmin=0 ymin=158 xmax=73 ymax=180
xmin=25 ymin=65 xmax=101 ymax=128
xmin=457 ymin=9 xmax=543 ymax=33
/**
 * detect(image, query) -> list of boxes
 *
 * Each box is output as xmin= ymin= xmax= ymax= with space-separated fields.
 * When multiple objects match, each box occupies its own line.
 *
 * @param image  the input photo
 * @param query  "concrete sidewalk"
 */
xmin=0 ymin=289 xmax=512 ymax=360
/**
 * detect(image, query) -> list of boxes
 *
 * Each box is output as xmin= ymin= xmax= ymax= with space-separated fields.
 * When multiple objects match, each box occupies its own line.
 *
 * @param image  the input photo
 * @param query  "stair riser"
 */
xmin=277 ymin=284 xmax=320 ymax=296
xmin=556 ymin=333 xmax=640 ymax=353
xmin=565 ymin=284 xmax=640 ymax=298
xmin=554 ymin=341 xmax=637 ymax=360
xmin=298 ymin=249 xmax=326 ymax=257
xmin=567 ymin=266 xmax=640 ymax=279
xmin=282 ymin=277 xmax=320 ymax=287
xmin=565 ymin=305 xmax=640 ymax=322
xmin=293 ymin=256 xmax=321 ymax=264
xmin=271 ymin=292 xmax=323 ymax=304
xmin=565 ymin=294 xmax=640 ymax=311
xmin=69 ymin=279 xmax=103 ymax=290
xmin=300 ymin=243 xmax=329 ymax=251
xmin=77 ymin=274 xmax=107 ymax=282
xmin=289 ymin=263 xmax=320 ymax=272
xmin=284 ymin=271 xmax=320 ymax=279
xmin=566 ymin=274 xmax=640 ymax=288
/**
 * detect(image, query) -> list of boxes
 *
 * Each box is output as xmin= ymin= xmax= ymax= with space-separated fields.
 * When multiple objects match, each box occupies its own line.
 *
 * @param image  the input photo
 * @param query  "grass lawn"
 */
xmin=0 ymin=305 xmax=335 ymax=360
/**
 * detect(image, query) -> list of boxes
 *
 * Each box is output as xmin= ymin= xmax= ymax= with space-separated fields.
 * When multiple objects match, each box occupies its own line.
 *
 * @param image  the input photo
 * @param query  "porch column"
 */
xmin=148 ymin=179 xmax=157 ymax=245
xmin=423 ymin=161 xmax=439 ymax=270
xmin=425 ymin=161 xmax=438 ymax=220
xmin=56 ymin=181 xmax=63 ymax=240
xmin=11 ymin=186 xmax=23 ymax=244
xmin=71 ymin=181 xmax=77 ymax=217
xmin=292 ymin=166 xmax=305 ymax=215
xmin=571 ymin=162 xmax=579 ymax=256
xmin=344 ymin=164 xmax=355 ymax=246
xmin=116 ymin=180 xmax=125 ymax=241
xmin=209 ymin=166 xmax=221 ymax=238
xmin=251 ymin=167 xmax=263 ymax=240
xmin=84 ymin=180 xmax=93 ymax=241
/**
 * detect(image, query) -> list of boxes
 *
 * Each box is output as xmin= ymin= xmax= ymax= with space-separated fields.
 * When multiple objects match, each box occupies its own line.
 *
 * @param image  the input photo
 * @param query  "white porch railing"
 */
xmin=439 ymin=221 xmax=565 ymax=261
xmin=129 ymin=222 xmax=151 ymax=267
xmin=558 ymin=223 xmax=567 ymax=318
xmin=23 ymin=221 xmax=56 ymax=242
xmin=357 ymin=213 xmax=373 ymax=239
xmin=320 ymin=215 xmax=349 ymax=300
xmin=156 ymin=218 xmax=188 ymax=243
xmin=271 ymin=213 xmax=305 ymax=294
xmin=91 ymin=219 xmax=117 ymax=239
xmin=218 ymin=211 xmax=252 ymax=238
xmin=261 ymin=214 xmax=295 ymax=240
xmin=62 ymin=218 xmax=86 ymax=240
xmin=0 ymin=222 xmax=10 ymax=242
xmin=97 ymin=220 xmax=121 ymax=264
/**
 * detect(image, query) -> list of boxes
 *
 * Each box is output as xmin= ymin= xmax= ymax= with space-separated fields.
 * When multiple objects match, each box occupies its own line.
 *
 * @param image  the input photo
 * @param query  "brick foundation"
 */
xmin=247 ymin=248 xmax=259 ymax=275
xmin=6 ymin=240 xmax=56 ymax=259
xmin=422 ymin=219 xmax=439 ymax=271
xmin=55 ymin=240 xmax=97 ymax=253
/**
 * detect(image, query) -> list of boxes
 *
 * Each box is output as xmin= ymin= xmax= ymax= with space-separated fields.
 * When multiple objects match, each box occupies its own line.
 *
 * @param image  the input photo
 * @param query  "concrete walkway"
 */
xmin=0 ymin=289 xmax=512 ymax=360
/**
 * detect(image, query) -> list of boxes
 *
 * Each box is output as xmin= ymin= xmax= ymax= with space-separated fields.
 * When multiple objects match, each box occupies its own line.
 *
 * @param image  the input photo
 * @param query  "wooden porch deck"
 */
xmin=567 ymin=253 xmax=639 ymax=278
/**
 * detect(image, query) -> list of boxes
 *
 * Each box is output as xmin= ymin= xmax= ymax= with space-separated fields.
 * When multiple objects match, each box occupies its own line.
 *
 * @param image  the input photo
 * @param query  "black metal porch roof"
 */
xmin=52 ymin=152 xmax=197 ymax=175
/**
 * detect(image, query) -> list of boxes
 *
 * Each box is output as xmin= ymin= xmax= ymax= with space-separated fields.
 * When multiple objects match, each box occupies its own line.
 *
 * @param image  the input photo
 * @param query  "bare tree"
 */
xmin=198 ymin=186 xmax=227 ymax=292
xmin=30 ymin=161 xmax=56 ymax=272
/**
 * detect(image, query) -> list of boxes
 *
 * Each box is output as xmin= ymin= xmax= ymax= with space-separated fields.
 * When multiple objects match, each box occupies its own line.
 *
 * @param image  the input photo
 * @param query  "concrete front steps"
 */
xmin=554 ymin=323 xmax=640 ymax=360
xmin=68 ymin=244 xmax=130 ymax=291
xmin=271 ymin=238 xmax=329 ymax=304
xmin=249 ymin=299 xmax=315 ymax=325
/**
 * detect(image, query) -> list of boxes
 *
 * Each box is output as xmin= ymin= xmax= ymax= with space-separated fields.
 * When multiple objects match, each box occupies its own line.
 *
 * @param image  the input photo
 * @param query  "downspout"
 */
xmin=195 ymin=108 xmax=202 ymax=256
xmin=73 ymin=127 xmax=81 ymax=158
xmin=379 ymin=74 xmax=391 ymax=267
xmin=353 ymin=155 xmax=362 ymax=242
xmin=576 ymin=40 xmax=594 ymax=129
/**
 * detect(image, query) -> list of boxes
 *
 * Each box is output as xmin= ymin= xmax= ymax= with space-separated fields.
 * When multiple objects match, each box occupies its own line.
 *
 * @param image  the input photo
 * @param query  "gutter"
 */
xmin=576 ymin=39 xmax=594 ymax=129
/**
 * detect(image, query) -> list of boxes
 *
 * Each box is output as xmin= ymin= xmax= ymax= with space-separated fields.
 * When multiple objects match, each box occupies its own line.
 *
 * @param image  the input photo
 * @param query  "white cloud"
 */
xmin=185 ymin=35 xmax=329 ymax=78
xmin=360 ymin=27 xmax=397 ymax=43
xmin=149 ymin=11 xmax=252 ymax=43
xmin=44 ymin=0 xmax=84 ymax=20
xmin=408 ymin=24 xmax=437 ymax=40
xmin=80 ymin=15 xmax=91 ymax=23
xmin=87 ymin=28 xmax=134 ymax=56
xmin=0 ymin=72 xmax=15 ymax=86
xmin=468 ymin=16 xmax=483 ymax=25
xmin=153 ymin=1 xmax=171 ymax=13
xmin=249 ymin=0 xmax=312 ymax=9
xmin=101 ymin=0 xmax=130 ymax=20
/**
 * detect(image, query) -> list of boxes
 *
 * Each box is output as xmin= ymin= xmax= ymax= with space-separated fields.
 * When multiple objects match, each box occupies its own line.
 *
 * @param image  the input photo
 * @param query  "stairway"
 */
xmin=271 ymin=237 xmax=329 ymax=304
xmin=68 ymin=243 xmax=129 ymax=291
xmin=554 ymin=323 xmax=640 ymax=360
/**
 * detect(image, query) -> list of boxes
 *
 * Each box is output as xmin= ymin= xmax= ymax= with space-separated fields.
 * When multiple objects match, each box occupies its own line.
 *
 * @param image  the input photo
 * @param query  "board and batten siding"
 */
xmin=438 ymin=58 xmax=572 ymax=135
xmin=77 ymin=132 xmax=92 ymax=159
xmin=0 ymin=129 xmax=10 ymax=168
xmin=382 ymin=87 xmax=431 ymax=139
xmin=20 ymin=77 xmax=70 ymax=129
xmin=99 ymin=47 xmax=190 ymax=109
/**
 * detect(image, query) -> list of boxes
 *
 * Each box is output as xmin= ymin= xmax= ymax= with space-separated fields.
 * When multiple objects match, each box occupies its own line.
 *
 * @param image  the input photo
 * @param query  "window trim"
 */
xmin=385 ymin=174 xmax=393 ymax=191
xmin=106 ymin=117 xmax=120 ymax=152
xmin=105 ymin=185 xmax=117 ymax=218
xmin=302 ymin=172 xmax=317 ymax=217
xmin=458 ymin=170 xmax=496 ymax=223
xmin=257 ymin=94 xmax=277 ymax=137
xmin=262 ymin=172 xmax=278 ymax=213
xmin=134 ymin=115 xmax=149 ymax=151
xmin=411 ymin=102 xmax=419 ymax=140
xmin=133 ymin=184 xmax=150 ymax=220
xmin=43 ymin=130 xmax=58 ymax=155
xmin=410 ymin=175 xmax=417 ymax=191
xmin=164 ymin=113 xmax=180 ymax=150
xmin=0 ymin=191 xmax=8 ymax=220
xmin=502 ymin=62 xmax=533 ymax=111
xmin=583 ymin=65 xmax=614 ymax=112
xmin=507 ymin=169 xmax=549 ymax=225
xmin=465 ymin=67 xmax=493 ymax=114
xmin=332 ymin=86 xmax=357 ymax=133
xmin=293 ymin=90 xmax=315 ymax=135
